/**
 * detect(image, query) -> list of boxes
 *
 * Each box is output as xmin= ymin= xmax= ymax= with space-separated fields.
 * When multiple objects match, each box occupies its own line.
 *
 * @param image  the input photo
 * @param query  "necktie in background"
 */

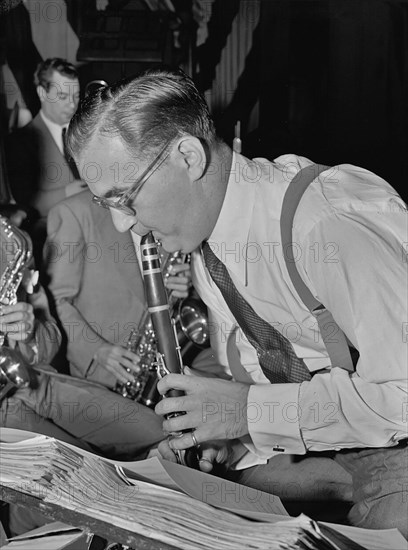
xmin=62 ymin=127 xmax=81 ymax=180
xmin=202 ymin=242 xmax=311 ymax=383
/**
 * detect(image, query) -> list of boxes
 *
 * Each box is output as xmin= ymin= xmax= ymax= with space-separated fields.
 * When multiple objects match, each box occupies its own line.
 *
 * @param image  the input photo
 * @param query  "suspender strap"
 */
xmin=280 ymin=164 xmax=355 ymax=373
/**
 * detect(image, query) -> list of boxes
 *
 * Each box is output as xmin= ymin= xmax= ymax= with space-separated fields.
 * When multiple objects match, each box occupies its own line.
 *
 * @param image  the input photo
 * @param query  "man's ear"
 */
xmin=177 ymin=137 xmax=206 ymax=181
xmin=36 ymin=85 xmax=46 ymax=103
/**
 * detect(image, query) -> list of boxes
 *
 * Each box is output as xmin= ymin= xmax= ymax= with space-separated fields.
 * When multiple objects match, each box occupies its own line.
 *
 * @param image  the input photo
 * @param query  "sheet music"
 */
xmin=320 ymin=522 xmax=408 ymax=550
xmin=119 ymin=456 xmax=289 ymax=520
xmin=6 ymin=522 xmax=87 ymax=550
xmin=1 ymin=428 xmax=407 ymax=550
xmin=0 ymin=427 xmax=288 ymax=519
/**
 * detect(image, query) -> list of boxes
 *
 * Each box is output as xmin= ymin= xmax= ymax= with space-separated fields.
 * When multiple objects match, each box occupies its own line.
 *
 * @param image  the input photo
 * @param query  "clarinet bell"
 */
xmin=183 ymin=447 xmax=201 ymax=470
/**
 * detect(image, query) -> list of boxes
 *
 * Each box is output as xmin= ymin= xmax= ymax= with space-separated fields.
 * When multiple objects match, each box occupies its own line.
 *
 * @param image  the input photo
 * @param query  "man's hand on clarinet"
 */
xmin=94 ymin=342 xmax=140 ymax=384
xmin=155 ymin=374 xmax=250 ymax=450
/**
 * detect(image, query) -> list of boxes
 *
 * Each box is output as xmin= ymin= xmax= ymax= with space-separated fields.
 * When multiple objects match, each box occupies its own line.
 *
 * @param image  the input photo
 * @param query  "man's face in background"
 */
xmin=38 ymin=70 xmax=80 ymax=126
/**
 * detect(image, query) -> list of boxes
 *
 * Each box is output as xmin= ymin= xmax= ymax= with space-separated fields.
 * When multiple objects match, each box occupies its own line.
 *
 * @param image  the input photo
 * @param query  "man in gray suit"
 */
xmin=44 ymin=190 xmax=148 ymax=389
xmin=43 ymin=190 xmax=191 ymax=444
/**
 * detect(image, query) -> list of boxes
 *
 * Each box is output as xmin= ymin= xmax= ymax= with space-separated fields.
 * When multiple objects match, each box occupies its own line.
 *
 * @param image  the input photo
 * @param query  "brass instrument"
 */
xmin=114 ymin=242 xmax=209 ymax=408
xmin=0 ymin=216 xmax=33 ymax=312
xmin=0 ymin=347 xmax=31 ymax=402
xmin=0 ymin=215 xmax=33 ymax=401
xmin=114 ymin=310 xmax=158 ymax=407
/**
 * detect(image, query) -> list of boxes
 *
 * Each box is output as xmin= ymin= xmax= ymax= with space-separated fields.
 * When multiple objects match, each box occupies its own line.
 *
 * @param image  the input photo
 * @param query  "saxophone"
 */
xmin=0 ymin=215 xmax=33 ymax=401
xmin=0 ymin=216 xmax=33 ymax=313
xmin=114 ymin=246 xmax=191 ymax=407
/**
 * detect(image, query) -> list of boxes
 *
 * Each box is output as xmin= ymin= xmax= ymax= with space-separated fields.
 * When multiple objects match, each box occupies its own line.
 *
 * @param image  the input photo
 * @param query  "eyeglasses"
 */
xmin=92 ymin=140 xmax=173 ymax=217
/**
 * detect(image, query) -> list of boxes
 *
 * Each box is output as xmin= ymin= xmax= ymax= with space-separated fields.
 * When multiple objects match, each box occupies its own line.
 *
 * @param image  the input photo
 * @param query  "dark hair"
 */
xmin=67 ymin=68 xmax=218 ymax=163
xmin=34 ymin=58 xmax=78 ymax=90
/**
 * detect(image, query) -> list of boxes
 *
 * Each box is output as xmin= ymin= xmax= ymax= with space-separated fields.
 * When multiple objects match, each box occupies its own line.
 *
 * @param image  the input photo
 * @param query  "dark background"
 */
xmin=1 ymin=0 xmax=408 ymax=202
xmin=212 ymin=0 xmax=408 ymax=202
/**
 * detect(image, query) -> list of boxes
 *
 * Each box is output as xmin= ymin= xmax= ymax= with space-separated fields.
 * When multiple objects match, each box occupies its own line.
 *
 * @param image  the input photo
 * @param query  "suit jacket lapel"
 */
xmin=33 ymin=114 xmax=76 ymax=180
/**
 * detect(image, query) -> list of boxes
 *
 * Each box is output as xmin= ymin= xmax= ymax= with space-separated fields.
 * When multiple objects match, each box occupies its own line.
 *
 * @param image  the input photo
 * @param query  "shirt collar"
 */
xmin=206 ymin=152 xmax=257 ymax=286
xmin=40 ymin=110 xmax=66 ymax=133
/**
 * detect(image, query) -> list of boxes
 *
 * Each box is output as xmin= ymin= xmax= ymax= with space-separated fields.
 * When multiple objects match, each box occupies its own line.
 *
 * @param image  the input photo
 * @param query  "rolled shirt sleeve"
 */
xmin=295 ymin=206 xmax=408 ymax=451
xmin=249 ymin=181 xmax=408 ymax=456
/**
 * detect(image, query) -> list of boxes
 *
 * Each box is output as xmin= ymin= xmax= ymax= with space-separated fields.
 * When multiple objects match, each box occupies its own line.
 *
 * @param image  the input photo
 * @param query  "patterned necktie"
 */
xmin=62 ymin=127 xmax=81 ymax=180
xmin=202 ymin=242 xmax=311 ymax=383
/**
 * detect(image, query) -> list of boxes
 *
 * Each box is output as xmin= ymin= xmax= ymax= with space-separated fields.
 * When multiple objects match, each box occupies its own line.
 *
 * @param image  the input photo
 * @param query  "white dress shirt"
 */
xmin=192 ymin=152 xmax=408 ymax=466
xmin=40 ymin=110 xmax=66 ymax=154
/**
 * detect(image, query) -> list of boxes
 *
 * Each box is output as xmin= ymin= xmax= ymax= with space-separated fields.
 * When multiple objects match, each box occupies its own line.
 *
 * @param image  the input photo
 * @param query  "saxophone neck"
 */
xmin=161 ymin=249 xmax=190 ymax=310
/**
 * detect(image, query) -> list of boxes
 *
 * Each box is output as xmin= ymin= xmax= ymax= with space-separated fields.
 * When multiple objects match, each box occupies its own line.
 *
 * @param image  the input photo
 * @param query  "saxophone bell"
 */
xmin=178 ymin=297 xmax=209 ymax=348
xmin=0 ymin=347 xmax=31 ymax=403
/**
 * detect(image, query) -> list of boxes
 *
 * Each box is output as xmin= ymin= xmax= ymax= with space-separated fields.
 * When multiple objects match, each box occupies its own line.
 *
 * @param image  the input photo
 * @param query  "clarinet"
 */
xmin=141 ymin=232 xmax=199 ymax=468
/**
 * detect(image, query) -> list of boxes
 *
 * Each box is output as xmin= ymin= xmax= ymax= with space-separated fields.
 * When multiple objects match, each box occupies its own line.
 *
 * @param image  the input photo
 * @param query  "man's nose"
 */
xmin=109 ymin=208 xmax=137 ymax=233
